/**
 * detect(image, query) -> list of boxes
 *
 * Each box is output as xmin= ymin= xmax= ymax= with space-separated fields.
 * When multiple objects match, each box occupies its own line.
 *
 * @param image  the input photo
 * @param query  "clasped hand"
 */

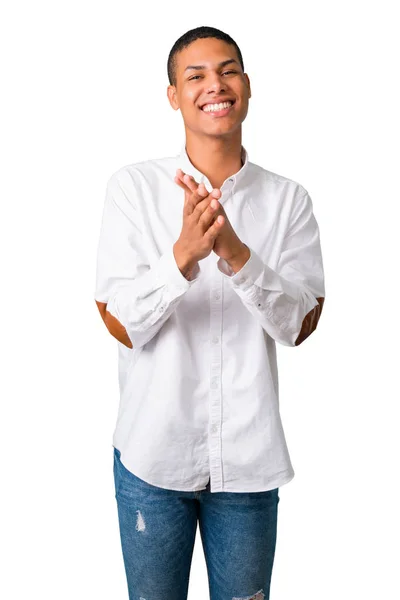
xmin=174 ymin=168 xmax=246 ymax=263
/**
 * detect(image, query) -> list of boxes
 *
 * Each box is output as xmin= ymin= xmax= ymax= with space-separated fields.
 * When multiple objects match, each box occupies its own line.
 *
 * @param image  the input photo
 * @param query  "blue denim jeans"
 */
xmin=113 ymin=446 xmax=280 ymax=600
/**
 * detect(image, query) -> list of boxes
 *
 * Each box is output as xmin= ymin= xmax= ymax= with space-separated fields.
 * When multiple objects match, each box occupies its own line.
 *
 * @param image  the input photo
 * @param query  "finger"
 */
xmin=192 ymin=182 xmax=218 ymax=213
xmin=176 ymin=169 xmax=198 ymax=191
xmin=176 ymin=176 xmax=202 ymax=217
xmin=181 ymin=176 xmax=213 ymax=214
xmin=174 ymin=176 xmax=195 ymax=217
xmin=176 ymin=169 xmax=197 ymax=183
xmin=174 ymin=176 xmax=191 ymax=195
xmin=193 ymin=190 xmax=221 ymax=223
xmin=174 ymin=174 xmax=192 ymax=193
xmin=176 ymin=169 xmax=188 ymax=184
xmin=205 ymin=214 xmax=225 ymax=241
xmin=176 ymin=168 xmax=216 ymax=202
xmin=194 ymin=188 xmax=221 ymax=214
xmin=182 ymin=173 xmax=200 ymax=193
xmin=198 ymin=197 xmax=220 ymax=230
xmin=175 ymin=169 xmax=222 ymax=220
xmin=197 ymin=182 xmax=208 ymax=197
xmin=211 ymin=188 xmax=222 ymax=199
xmin=174 ymin=173 xmax=203 ymax=207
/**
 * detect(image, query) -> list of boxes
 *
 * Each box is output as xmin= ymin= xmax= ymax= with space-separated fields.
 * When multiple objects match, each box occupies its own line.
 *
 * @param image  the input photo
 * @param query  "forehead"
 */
xmin=176 ymin=38 xmax=238 ymax=75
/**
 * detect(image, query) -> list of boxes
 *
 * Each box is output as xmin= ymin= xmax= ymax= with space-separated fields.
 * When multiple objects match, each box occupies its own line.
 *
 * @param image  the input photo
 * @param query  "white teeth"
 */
xmin=203 ymin=101 xmax=233 ymax=112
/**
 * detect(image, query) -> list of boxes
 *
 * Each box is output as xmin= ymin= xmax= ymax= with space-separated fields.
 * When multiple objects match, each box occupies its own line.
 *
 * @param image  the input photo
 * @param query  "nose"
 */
xmin=206 ymin=73 xmax=227 ymax=94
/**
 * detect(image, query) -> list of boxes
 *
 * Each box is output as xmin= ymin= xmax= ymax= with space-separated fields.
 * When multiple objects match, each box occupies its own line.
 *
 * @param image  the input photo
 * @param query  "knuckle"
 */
xmin=194 ymin=203 xmax=203 ymax=218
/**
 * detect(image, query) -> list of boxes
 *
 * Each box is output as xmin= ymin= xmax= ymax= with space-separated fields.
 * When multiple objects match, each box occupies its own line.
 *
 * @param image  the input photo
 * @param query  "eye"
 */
xmin=188 ymin=70 xmax=237 ymax=81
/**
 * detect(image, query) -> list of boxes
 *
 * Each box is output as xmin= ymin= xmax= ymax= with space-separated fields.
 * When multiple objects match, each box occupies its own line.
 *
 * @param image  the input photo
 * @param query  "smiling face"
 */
xmin=167 ymin=37 xmax=251 ymax=139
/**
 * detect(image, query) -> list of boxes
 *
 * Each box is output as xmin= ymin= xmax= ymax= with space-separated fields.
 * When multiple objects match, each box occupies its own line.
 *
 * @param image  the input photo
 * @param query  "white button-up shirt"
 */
xmin=94 ymin=143 xmax=325 ymax=493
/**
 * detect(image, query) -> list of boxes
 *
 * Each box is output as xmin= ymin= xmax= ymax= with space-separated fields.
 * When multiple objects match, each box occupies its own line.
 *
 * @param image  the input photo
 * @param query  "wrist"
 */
xmin=173 ymin=242 xmax=198 ymax=280
xmin=225 ymin=243 xmax=250 ymax=273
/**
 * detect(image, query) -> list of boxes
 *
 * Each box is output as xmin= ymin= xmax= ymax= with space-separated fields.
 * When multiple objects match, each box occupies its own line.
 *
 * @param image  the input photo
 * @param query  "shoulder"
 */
xmin=107 ymin=155 xmax=175 ymax=191
xmin=247 ymin=160 xmax=308 ymax=197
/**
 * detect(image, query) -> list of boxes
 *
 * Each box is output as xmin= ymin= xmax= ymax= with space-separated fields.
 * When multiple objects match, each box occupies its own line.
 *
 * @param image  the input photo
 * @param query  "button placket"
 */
xmin=208 ymin=274 xmax=224 ymax=491
xmin=206 ymin=177 xmax=236 ymax=492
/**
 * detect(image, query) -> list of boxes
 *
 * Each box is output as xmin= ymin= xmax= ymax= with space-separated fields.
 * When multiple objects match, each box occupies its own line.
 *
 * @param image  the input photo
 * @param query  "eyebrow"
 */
xmin=184 ymin=59 xmax=239 ymax=73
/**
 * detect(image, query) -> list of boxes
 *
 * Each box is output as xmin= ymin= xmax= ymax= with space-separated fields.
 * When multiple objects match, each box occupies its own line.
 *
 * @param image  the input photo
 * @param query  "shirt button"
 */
xmin=238 ymin=276 xmax=246 ymax=284
xmin=212 ymin=336 xmax=219 ymax=344
xmin=211 ymin=381 xmax=218 ymax=389
xmin=214 ymin=293 xmax=221 ymax=300
xmin=228 ymin=178 xmax=233 ymax=182
xmin=211 ymin=425 xmax=218 ymax=433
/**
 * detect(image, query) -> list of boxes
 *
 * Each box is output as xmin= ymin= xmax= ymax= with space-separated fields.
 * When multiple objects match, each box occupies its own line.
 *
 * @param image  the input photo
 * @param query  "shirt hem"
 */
xmin=112 ymin=443 xmax=295 ymax=493
xmin=219 ymin=468 xmax=295 ymax=493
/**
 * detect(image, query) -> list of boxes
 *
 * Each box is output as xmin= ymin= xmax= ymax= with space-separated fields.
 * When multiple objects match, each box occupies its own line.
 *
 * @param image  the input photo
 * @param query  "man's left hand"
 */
xmin=174 ymin=170 xmax=250 ymax=271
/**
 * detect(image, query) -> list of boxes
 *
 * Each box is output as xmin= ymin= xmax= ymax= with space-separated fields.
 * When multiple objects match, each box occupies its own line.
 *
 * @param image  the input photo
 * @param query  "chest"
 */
xmin=138 ymin=182 xmax=290 ymax=274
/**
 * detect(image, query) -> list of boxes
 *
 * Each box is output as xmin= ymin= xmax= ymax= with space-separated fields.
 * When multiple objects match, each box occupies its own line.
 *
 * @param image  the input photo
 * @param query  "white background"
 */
xmin=1 ymin=1 xmax=399 ymax=598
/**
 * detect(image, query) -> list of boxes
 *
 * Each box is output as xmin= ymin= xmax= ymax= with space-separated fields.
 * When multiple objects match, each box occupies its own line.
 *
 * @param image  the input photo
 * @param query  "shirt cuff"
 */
xmin=217 ymin=245 xmax=279 ymax=292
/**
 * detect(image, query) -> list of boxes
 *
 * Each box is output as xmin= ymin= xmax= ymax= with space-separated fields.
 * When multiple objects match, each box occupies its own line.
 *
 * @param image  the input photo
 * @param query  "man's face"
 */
xmin=167 ymin=37 xmax=251 ymax=138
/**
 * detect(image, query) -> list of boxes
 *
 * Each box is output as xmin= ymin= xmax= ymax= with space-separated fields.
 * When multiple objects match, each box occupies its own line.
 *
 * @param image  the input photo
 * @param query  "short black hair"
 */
xmin=167 ymin=26 xmax=245 ymax=88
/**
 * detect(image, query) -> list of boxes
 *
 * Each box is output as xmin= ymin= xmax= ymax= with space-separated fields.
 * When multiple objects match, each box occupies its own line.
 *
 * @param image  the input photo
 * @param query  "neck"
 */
xmin=184 ymin=132 xmax=243 ymax=190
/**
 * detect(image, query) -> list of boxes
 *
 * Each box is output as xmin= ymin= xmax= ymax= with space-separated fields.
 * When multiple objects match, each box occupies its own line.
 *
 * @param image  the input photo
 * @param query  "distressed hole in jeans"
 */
xmin=232 ymin=589 xmax=265 ymax=600
xmin=136 ymin=510 xmax=146 ymax=531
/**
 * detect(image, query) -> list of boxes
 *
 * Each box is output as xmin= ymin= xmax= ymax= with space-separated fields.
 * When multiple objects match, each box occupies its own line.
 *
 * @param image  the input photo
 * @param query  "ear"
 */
xmin=244 ymin=73 xmax=251 ymax=99
xmin=167 ymin=85 xmax=180 ymax=111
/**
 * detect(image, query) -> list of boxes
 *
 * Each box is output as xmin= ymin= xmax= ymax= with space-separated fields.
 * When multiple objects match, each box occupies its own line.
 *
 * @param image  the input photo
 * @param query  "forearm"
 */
xmin=218 ymin=245 xmax=325 ymax=347
xmin=97 ymin=245 xmax=201 ymax=350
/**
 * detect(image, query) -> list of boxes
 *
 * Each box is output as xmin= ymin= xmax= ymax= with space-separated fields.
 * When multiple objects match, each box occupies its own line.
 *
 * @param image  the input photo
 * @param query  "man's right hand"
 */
xmin=173 ymin=170 xmax=225 ymax=277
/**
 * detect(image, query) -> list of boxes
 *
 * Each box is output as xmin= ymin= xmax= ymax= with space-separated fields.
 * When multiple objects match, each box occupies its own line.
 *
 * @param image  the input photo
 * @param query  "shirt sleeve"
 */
xmin=94 ymin=170 xmax=201 ymax=349
xmin=217 ymin=189 xmax=325 ymax=347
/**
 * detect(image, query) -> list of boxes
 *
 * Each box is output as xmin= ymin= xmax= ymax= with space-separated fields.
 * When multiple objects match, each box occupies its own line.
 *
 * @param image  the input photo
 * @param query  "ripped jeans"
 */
xmin=113 ymin=446 xmax=280 ymax=600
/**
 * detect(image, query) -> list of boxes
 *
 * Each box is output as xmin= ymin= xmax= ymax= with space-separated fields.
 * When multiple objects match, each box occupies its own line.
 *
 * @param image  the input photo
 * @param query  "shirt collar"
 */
xmin=177 ymin=142 xmax=249 ymax=194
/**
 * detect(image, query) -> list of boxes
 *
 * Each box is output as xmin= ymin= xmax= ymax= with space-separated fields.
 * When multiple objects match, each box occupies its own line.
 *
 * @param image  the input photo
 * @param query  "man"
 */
xmin=94 ymin=26 xmax=325 ymax=600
